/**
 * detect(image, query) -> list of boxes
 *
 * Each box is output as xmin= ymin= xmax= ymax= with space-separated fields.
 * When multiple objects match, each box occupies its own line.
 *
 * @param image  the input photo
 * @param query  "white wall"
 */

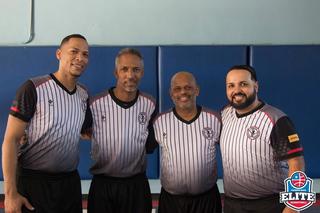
xmin=1 ymin=0 xmax=320 ymax=45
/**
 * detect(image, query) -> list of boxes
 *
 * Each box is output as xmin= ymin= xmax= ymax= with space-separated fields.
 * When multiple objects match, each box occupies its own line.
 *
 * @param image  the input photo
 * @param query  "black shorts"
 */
xmin=224 ymin=194 xmax=285 ymax=213
xmin=17 ymin=168 xmax=82 ymax=213
xmin=158 ymin=184 xmax=222 ymax=213
xmin=88 ymin=172 xmax=152 ymax=213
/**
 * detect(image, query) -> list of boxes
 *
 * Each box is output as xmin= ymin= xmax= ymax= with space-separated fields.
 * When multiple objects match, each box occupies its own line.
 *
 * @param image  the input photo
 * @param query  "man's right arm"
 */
xmin=2 ymin=115 xmax=34 ymax=213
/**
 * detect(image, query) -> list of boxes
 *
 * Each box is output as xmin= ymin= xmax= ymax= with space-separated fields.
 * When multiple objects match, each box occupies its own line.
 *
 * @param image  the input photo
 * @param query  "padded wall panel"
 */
xmin=0 ymin=46 xmax=159 ymax=180
xmin=159 ymin=46 xmax=247 ymax=177
xmin=251 ymin=46 xmax=320 ymax=177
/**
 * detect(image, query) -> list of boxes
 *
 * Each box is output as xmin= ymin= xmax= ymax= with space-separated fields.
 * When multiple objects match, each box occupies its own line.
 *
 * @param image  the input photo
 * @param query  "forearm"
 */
xmin=2 ymin=138 xmax=19 ymax=196
xmin=287 ymin=156 xmax=305 ymax=176
xmin=2 ymin=115 xmax=28 ymax=197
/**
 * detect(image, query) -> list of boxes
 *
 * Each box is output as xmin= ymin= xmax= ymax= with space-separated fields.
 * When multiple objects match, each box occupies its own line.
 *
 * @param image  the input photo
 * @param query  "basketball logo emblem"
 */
xmin=138 ymin=112 xmax=147 ymax=125
xmin=291 ymin=171 xmax=306 ymax=187
xmin=247 ymin=126 xmax=260 ymax=140
xmin=202 ymin=127 xmax=214 ymax=140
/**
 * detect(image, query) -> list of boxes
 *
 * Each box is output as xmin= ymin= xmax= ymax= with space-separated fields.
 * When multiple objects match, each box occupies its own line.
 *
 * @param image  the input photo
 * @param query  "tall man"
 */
xmin=220 ymin=65 xmax=305 ymax=213
xmin=87 ymin=48 xmax=157 ymax=213
xmin=2 ymin=34 xmax=91 ymax=213
xmin=153 ymin=72 xmax=222 ymax=213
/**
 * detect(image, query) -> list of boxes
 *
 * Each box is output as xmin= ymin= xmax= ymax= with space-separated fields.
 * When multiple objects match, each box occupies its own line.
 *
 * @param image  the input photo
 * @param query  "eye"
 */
xmin=82 ymin=52 xmax=89 ymax=58
xmin=227 ymin=84 xmax=234 ymax=89
xmin=240 ymin=82 xmax=248 ymax=87
xmin=133 ymin=67 xmax=141 ymax=73
xmin=173 ymin=87 xmax=181 ymax=93
xmin=184 ymin=86 xmax=192 ymax=91
xmin=121 ymin=67 xmax=128 ymax=72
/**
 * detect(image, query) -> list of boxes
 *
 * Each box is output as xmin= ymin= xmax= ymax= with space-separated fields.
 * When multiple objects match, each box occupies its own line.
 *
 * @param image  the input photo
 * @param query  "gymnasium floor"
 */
xmin=0 ymin=179 xmax=319 ymax=212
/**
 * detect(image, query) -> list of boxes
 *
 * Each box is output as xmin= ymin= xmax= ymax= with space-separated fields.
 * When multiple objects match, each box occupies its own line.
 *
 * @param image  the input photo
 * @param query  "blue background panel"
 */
xmin=251 ymin=46 xmax=320 ymax=177
xmin=159 ymin=46 xmax=248 ymax=178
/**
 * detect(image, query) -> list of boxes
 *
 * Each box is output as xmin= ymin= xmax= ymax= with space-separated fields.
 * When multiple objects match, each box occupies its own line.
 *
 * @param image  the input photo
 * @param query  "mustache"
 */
xmin=232 ymin=93 xmax=246 ymax=98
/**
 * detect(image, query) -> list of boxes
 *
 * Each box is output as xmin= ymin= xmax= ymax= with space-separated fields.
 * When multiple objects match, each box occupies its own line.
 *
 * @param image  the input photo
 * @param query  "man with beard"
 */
xmin=153 ymin=72 xmax=222 ymax=213
xmin=2 ymin=34 xmax=91 ymax=213
xmin=87 ymin=48 xmax=157 ymax=213
xmin=220 ymin=65 xmax=305 ymax=213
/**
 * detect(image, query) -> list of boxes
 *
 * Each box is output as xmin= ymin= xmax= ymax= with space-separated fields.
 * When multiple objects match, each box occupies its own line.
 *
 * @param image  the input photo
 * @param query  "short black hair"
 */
xmin=227 ymin=65 xmax=258 ymax=81
xmin=59 ymin=34 xmax=87 ymax=48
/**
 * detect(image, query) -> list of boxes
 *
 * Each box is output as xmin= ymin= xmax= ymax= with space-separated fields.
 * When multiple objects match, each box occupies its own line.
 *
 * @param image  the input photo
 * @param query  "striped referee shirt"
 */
xmin=220 ymin=102 xmax=303 ymax=199
xmin=153 ymin=106 xmax=221 ymax=195
xmin=89 ymin=88 xmax=156 ymax=177
xmin=10 ymin=74 xmax=90 ymax=172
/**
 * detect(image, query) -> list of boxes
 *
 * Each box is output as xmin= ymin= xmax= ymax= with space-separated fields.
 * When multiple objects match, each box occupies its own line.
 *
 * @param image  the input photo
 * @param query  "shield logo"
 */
xmin=280 ymin=171 xmax=316 ymax=211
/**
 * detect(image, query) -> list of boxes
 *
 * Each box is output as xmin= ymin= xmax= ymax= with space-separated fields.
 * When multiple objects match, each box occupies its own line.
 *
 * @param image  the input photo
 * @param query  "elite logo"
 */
xmin=280 ymin=171 xmax=316 ymax=211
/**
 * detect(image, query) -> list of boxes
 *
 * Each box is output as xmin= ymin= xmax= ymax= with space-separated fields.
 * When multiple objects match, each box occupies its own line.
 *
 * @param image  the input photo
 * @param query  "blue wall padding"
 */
xmin=0 ymin=45 xmax=319 ymax=180
xmin=251 ymin=46 xmax=320 ymax=177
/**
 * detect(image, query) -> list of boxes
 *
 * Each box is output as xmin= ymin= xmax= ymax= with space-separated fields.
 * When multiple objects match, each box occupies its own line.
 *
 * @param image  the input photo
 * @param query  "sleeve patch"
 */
xmin=288 ymin=134 xmax=299 ymax=143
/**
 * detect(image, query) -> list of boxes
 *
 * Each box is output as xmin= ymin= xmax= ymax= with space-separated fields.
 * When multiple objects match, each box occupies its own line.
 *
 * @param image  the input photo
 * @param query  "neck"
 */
xmin=53 ymin=71 xmax=77 ymax=92
xmin=236 ymin=99 xmax=261 ymax=115
xmin=176 ymin=106 xmax=198 ymax=121
xmin=113 ymin=87 xmax=137 ymax=102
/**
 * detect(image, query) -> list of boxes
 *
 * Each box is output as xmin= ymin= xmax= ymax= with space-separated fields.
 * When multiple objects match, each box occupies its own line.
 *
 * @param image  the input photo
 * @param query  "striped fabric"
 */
xmin=220 ymin=103 xmax=302 ymax=199
xmin=89 ymin=89 xmax=156 ymax=177
xmin=153 ymin=106 xmax=221 ymax=195
xmin=13 ymin=74 xmax=89 ymax=172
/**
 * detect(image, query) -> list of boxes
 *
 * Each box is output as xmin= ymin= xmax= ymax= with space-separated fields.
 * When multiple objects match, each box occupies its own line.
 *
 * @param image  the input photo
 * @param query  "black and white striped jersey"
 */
xmin=89 ymin=88 xmax=156 ymax=177
xmin=153 ymin=106 xmax=221 ymax=195
xmin=10 ymin=74 xmax=90 ymax=172
xmin=220 ymin=102 xmax=303 ymax=199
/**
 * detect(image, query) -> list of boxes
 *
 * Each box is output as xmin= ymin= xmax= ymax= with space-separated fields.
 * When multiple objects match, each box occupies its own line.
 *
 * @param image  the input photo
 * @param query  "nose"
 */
xmin=233 ymin=85 xmax=242 ymax=93
xmin=126 ymin=69 xmax=134 ymax=78
xmin=75 ymin=53 xmax=85 ymax=61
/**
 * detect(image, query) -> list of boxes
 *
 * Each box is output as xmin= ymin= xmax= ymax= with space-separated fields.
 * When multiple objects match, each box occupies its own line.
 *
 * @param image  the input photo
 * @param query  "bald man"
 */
xmin=153 ymin=72 xmax=222 ymax=213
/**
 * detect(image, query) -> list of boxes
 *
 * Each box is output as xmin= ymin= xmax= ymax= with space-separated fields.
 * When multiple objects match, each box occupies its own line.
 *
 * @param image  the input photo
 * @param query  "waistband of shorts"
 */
xmin=162 ymin=183 xmax=219 ymax=198
xmin=18 ymin=167 xmax=79 ymax=179
xmin=93 ymin=172 xmax=147 ymax=181
xmin=225 ymin=193 xmax=280 ymax=201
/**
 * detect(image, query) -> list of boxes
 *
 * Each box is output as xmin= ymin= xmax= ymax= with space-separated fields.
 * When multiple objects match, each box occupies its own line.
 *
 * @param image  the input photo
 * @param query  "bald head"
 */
xmin=171 ymin=71 xmax=197 ymax=88
xmin=170 ymin=71 xmax=199 ymax=113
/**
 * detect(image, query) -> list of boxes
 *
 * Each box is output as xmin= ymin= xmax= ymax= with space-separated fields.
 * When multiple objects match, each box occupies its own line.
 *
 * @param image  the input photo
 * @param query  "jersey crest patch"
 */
xmin=202 ymin=127 xmax=214 ymax=140
xmin=82 ymin=99 xmax=87 ymax=112
xmin=247 ymin=126 xmax=260 ymax=140
xmin=138 ymin=112 xmax=147 ymax=125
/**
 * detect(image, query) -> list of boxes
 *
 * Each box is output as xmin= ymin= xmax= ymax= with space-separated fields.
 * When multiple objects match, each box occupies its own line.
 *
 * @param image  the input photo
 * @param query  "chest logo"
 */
xmin=202 ymin=127 xmax=214 ymax=140
xmin=138 ymin=112 xmax=147 ymax=125
xmin=247 ymin=126 xmax=260 ymax=140
xmin=48 ymin=99 xmax=54 ymax=106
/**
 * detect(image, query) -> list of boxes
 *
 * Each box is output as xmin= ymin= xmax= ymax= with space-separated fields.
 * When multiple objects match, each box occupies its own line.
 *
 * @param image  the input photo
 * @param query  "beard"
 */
xmin=229 ymin=90 xmax=257 ymax=110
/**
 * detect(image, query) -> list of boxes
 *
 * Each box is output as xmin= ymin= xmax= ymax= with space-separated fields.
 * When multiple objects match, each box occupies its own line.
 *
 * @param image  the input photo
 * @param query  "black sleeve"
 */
xmin=81 ymin=98 xmax=93 ymax=134
xmin=270 ymin=116 xmax=303 ymax=161
xmin=9 ymin=80 xmax=37 ymax=122
xmin=145 ymin=106 xmax=159 ymax=154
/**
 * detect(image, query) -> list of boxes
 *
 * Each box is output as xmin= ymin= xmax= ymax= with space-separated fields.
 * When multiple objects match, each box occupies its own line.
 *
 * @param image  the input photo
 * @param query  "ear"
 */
xmin=56 ymin=49 xmax=61 ymax=60
xmin=255 ymin=81 xmax=259 ymax=93
xmin=196 ymin=85 xmax=200 ymax=97
xmin=114 ymin=69 xmax=118 ymax=79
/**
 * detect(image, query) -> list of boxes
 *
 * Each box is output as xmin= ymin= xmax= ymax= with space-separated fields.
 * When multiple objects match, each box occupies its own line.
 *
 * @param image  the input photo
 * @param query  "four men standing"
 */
xmin=1 ymin=36 xmax=306 ymax=213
